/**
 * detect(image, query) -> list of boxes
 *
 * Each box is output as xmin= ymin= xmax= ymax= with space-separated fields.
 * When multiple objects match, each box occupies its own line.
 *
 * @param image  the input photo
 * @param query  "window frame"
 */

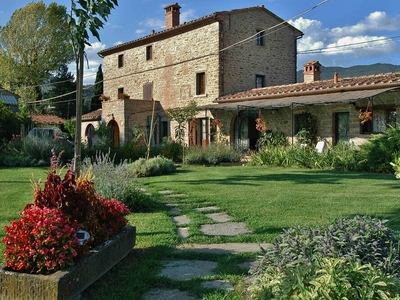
xmin=118 ymin=54 xmax=124 ymax=68
xmin=196 ymin=72 xmax=206 ymax=95
xmin=255 ymin=75 xmax=266 ymax=88
xmin=146 ymin=45 xmax=153 ymax=61
xmin=256 ymin=29 xmax=265 ymax=46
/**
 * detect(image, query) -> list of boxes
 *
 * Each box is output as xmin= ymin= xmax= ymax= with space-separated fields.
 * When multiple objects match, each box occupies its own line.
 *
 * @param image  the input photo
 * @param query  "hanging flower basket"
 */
xmin=255 ymin=118 xmax=268 ymax=131
xmin=358 ymin=101 xmax=373 ymax=124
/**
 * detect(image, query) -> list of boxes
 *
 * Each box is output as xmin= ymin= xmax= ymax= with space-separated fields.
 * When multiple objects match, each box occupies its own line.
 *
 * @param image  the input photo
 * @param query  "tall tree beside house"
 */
xmin=0 ymin=2 xmax=74 ymax=112
xmin=44 ymin=64 xmax=76 ymax=119
xmin=91 ymin=64 xmax=103 ymax=111
xmin=67 ymin=0 xmax=118 ymax=173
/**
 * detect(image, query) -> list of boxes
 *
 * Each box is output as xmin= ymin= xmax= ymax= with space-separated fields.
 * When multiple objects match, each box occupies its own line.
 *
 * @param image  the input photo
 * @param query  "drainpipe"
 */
xmin=291 ymin=102 xmax=294 ymax=145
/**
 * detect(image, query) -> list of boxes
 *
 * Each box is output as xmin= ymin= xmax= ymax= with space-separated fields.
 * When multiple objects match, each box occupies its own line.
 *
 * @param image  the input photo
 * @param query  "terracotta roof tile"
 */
xmin=82 ymin=109 xmax=102 ymax=121
xmin=217 ymin=72 xmax=400 ymax=102
xmin=31 ymin=114 xmax=65 ymax=125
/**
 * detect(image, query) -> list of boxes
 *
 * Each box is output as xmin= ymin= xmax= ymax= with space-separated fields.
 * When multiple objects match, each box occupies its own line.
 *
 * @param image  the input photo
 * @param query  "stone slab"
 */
xmin=177 ymin=227 xmax=190 ymax=238
xmin=205 ymin=212 xmax=233 ymax=223
xmin=142 ymin=288 xmax=197 ymax=300
xmin=172 ymin=215 xmax=190 ymax=225
xmin=159 ymin=260 xmax=217 ymax=280
xmin=159 ymin=190 xmax=174 ymax=195
xmin=0 ymin=226 xmax=136 ymax=300
xmin=195 ymin=206 xmax=219 ymax=212
xmin=201 ymin=280 xmax=234 ymax=291
xmin=200 ymin=222 xmax=251 ymax=236
xmin=176 ymin=243 xmax=270 ymax=254
xmin=164 ymin=194 xmax=188 ymax=198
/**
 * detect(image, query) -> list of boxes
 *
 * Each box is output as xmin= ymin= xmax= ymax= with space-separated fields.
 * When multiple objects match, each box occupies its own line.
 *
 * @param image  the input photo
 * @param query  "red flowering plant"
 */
xmin=2 ymin=149 xmax=130 ymax=274
xmin=3 ymin=205 xmax=84 ymax=274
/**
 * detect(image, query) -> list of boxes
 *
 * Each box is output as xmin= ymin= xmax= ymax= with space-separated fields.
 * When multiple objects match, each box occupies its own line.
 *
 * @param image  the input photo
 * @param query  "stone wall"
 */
xmin=220 ymin=9 xmax=299 ymax=95
xmin=102 ymin=22 xmax=221 ymax=110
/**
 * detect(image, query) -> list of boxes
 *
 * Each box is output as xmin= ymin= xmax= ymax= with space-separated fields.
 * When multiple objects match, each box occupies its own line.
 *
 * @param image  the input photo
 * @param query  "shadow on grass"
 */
xmin=148 ymin=169 xmax=398 ymax=188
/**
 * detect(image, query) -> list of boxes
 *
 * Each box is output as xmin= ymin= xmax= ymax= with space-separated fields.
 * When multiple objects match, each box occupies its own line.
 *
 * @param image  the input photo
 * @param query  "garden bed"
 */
xmin=0 ymin=225 xmax=136 ymax=300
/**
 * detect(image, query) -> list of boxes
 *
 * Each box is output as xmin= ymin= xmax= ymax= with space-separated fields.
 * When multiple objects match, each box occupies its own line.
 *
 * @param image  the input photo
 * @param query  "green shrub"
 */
xmin=253 ymin=216 xmax=400 ymax=277
xmin=160 ymin=138 xmax=183 ymax=162
xmin=248 ymin=257 xmax=400 ymax=299
xmin=249 ymin=215 xmax=400 ymax=299
xmin=250 ymin=143 xmax=361 ymax=171
xmin=185 ymin=144 xmax=241 ymax=165
xmin=81 ymin=151 xmax=157 ymax=212
xmin=256 ymin=130 xmax=289 ymax=150
xmin=129 ymin=156 xmax=176 ymax=177
xmin=358 ymin=126 xmax=400 ymax=173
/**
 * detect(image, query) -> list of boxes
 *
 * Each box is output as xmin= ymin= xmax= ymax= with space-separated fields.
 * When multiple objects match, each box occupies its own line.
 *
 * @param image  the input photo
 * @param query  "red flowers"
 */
xmin=3 ymin=162 xmax=130 ymax=274
xmin=3 ymin=206 xmax=83 ymax=274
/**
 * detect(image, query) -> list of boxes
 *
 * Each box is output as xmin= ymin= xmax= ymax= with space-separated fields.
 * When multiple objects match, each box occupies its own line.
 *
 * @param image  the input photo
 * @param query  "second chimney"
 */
xmin=303 ymin=61 xmax=321 ymax=83
xmin=165 ymin=3 xmax=181 ymax=29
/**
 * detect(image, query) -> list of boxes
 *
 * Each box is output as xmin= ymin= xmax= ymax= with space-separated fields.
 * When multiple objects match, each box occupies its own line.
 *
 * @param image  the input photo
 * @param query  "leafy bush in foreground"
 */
xmin=248 ymin=216 xmax=400 ymax=299
xmin=248 ymin=257 xmax=400 ymax=299
xmin=254 ymin=216 xmax=400 ymax=276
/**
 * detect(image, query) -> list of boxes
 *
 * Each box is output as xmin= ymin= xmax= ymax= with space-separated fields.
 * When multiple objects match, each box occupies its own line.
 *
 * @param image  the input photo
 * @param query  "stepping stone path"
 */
xmin=143 ymin=190 xmax=266 ymax=299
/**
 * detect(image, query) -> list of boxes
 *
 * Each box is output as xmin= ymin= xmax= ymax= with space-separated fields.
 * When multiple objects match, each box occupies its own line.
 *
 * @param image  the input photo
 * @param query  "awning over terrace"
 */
xmin=203 ymin=87 xmax=400 ymax=110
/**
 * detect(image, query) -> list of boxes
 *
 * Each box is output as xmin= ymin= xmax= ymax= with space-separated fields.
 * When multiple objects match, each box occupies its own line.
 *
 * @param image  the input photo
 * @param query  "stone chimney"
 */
xmin=303 ymin=61 xmax=321 ymax=83
xmin=164 ymin=3 xmax=181 ymax=29
xmin=333 ymin=72 xmax=339 ymax=84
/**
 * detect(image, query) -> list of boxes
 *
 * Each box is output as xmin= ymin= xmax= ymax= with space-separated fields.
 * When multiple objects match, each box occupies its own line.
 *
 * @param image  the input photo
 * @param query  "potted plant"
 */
xmin=118 ymin=92 xmax=130 ymax=100
xmin=0 ymin=151 xmax=135 ymax=300
xmin=98 ymin=94 xmax=110 ymax=101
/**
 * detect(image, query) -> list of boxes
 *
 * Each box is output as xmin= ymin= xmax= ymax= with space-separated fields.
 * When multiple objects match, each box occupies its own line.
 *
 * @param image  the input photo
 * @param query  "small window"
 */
xmin=196 ymin=72 xmax=206 ymax=95
xmin=118 ymin=54 xmax=124 ymax=68
xmin=256 ymin=29 xmax=265 ymax=46
xmin=146 ymin=45 xmax=152 ymax=60
xmin=117 ymin=87 xmax=124 ymax=98
xmin=143 ymin=82 xmax=153 ymax=100
xmin=255 ymin=75 xmax=265 ymax=88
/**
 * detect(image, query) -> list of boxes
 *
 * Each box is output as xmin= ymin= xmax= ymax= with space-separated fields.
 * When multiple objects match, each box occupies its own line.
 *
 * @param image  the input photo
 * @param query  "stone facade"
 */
xmin=97 ymin=4 xmax=302 ymax=147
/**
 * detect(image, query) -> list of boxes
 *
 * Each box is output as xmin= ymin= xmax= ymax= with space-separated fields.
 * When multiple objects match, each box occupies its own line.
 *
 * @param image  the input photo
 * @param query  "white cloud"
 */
xmin=181 ymin=9 xmax=197 ymax=23
xmin=331 ymin=11 xmax=400 ymax=37
xmin=290 ymin=11 xmax=400 ymax=67
xmin=135 ymin=29 xmax=146 ymax=35
xmin=142 ymin=17 xmax=164 ymax=28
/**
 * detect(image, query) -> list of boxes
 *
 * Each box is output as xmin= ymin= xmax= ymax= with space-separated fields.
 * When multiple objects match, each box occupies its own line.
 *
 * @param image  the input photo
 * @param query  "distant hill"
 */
xmin=296 ymin=63 xmax=400 ymax=82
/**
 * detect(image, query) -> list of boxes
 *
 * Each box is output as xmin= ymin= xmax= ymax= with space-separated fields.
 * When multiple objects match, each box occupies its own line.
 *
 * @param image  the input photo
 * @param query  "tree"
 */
xmin=91 ymin=64 xmax=103 ymax=111
xmin=166 ymin=100 xmax=199 ymax=145
xmin=0 ymin=2 xmax=74 ymax=111
xmin=44 ymin=64 xmax=76 ymax=119
xmin=67 ymin=0 xmax=118 ymax=174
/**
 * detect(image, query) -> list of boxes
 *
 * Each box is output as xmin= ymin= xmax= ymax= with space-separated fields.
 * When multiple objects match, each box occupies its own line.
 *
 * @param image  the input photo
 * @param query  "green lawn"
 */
xmin=1 ymin=165 xmax=399 ymax=299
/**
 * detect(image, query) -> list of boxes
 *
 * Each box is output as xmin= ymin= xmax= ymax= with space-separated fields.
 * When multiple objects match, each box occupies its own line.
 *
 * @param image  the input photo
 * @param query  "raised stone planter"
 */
xmin=0 ymin=225 xmax=136 ymax=300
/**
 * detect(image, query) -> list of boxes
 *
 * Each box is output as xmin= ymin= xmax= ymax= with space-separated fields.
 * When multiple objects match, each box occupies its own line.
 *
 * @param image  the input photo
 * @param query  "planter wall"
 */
xmin=0 ymin=225 xmax=136 ymax=300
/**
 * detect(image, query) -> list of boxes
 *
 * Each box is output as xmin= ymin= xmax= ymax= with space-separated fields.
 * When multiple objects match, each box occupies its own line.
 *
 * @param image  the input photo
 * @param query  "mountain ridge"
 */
xmin=296 ymin=63 xmax=400 ymax=82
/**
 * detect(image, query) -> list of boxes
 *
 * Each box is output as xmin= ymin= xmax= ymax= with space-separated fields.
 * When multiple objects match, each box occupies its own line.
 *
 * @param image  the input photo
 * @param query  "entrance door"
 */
xmin=235 ymin=115 xmax=259 ymax=151
xmin=335 ymin=112 xmax=349 ymax=144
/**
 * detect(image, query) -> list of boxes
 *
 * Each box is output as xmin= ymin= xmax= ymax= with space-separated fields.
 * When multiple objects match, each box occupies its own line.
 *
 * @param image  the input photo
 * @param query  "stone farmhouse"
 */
xmin=81 ymin=3 xmax=400 ymax=150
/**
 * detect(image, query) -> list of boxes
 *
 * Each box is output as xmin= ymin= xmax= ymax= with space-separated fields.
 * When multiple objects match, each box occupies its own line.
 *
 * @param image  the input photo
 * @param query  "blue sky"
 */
xmin=1 ymin=0 xmax=400 ymax=84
